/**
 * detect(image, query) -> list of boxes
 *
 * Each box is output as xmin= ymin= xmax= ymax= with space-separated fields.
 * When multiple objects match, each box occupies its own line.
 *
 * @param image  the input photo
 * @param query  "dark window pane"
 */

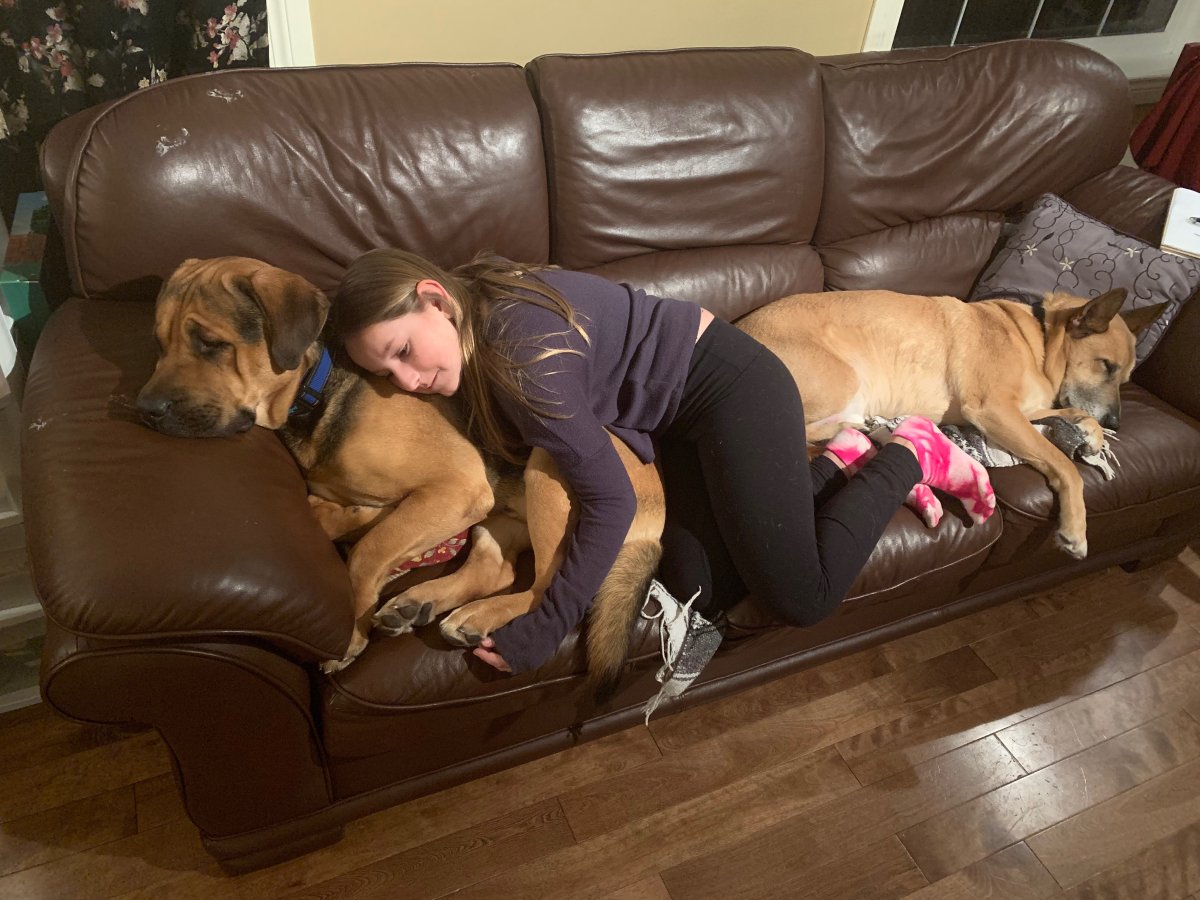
xmin=957 ymin=0 xmax=1043 ymax=43
xmin=1032 ymin=0 xmax=1110 ymax=38
xmin=893 ymin=0 xmax=964 ymax=48
xmin=1102 ymin=0 xmax=1178 ymax=35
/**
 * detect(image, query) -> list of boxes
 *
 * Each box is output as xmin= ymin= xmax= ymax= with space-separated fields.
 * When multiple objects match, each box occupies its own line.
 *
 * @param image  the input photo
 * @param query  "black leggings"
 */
xmin=655 ymin=319 xmax=921 ymax=625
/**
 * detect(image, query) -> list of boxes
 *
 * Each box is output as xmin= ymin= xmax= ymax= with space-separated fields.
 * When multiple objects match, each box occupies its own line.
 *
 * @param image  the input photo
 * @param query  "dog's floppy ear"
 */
xmin=1068 ymin=288 xmax=1127 ymax=338
xmin=241 ymin=269 xmax=330 ymax=372
xmin=1120 ymin=301 xmax=1169 ymax=336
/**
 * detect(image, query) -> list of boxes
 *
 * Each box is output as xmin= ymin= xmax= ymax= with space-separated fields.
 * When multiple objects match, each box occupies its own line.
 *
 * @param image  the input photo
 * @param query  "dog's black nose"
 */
xmin=135 ymin=392 xmax=172 ymax=421
xmin=1100 ymin=412 xmax=1120 ymax=430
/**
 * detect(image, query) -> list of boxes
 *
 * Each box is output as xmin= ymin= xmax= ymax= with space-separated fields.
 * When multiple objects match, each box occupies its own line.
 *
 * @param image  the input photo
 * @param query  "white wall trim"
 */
xmin=267 ymin=0 xmax=316 ymax=68
xmin=1070 ymin=2 xmax=1199 ymax=80
xmin=861 ymin=0 xmax=1196 ymax=80
xmin=863 ymin=0 xmax=904 ymax=52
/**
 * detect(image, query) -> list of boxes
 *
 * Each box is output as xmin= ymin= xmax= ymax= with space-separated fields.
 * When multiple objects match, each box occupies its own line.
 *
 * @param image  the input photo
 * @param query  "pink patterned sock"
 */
xmin=823 ymin=427 xmax=875 ymax=474
xmin=906 ymin=483 xmax=943 ymax=528
xmin=826 ymin=428 xmax=944 ymax=527
xmin=892 ymin=416 xmax=996 ymax=525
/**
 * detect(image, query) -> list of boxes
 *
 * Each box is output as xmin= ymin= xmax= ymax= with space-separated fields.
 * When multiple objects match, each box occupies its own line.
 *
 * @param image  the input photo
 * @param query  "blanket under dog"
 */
xmin=865 ymin=416 xmax=1121 ymax=480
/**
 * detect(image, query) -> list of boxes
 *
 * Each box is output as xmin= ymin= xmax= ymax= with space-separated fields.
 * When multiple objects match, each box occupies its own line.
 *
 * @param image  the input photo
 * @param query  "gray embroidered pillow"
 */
xmin=970 ymin=193 xmax=1200 ymax=363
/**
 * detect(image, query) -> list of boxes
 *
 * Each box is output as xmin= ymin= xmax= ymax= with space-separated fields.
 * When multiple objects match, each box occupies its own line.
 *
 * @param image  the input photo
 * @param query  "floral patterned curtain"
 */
xmin=0 ymin=0 xmax=268 ymax=200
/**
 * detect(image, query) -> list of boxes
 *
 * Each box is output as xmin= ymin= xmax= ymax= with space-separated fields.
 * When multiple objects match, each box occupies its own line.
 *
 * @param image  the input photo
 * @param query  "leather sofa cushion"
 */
xmin=586 ymin=244 xmax=825 ymax=323
xmin=819 ymin=212 xmax=1004 ymax=298
xmin=527 ymin=48 xmax=825 ymax=276
xmin=42 ymin=63 xmax=549 ymax=300
xmin=816 ymin=41 xmax=1130 ymax=247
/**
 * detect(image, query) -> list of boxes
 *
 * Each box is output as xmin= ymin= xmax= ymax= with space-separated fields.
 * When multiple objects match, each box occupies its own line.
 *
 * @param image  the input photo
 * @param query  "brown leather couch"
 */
xmin=25 ymin=40 xmax=1200 ymax=872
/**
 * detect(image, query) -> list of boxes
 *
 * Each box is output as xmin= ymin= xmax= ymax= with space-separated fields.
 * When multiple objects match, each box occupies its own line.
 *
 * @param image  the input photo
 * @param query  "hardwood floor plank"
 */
xmin=0 ymin=786 xmax=136 ymax=877
xmin=0 ymin=730 xmax=172 ymax=824
xmin=1027 ymin=755 xmax=1200 ymax=887
xmin=770 ymin=835 xmax=927 ymax=900
xmin=837 ymin=611 xmax=1200 ymax=784
xmin=279 ymin=799 xmax=575 ymax=900
xmin=652 ymin=645 xmax=992 ymax=756
xmin=875 ymin=593 xmax=1045 ymax=670
xmin=1053 ymin=819 xmax=1200 ymax=899
xmin=898 ymin=709 xmax=1200 ymax=881
xmin=603 ymin=874 xmax=674 ymax=900
xmin=997 ymin=647 xmax=1200 ymax=772
xmin=647 ymin=643 xmax=896 ymax=753
xmin=969 ymin=574 xmax=1176 ymax=679
xmin=133 ymin=774 xmax=187 ymax=833
xmin=446 ymin=744 xmax=865 ymax=900
xmin=564 ymin=647 xmax=992 ymax=841
xmin=0 ymin=818 xmax=208 ymax=899
xmin=113 ymin=726 xmax=662 ymax=900
xmin=896 ymin=842 xmax=1059 ymax=899
xmin=0 ymin=706 xmax=145 ymax=779
xmin=657 ymin=737 xmax=1025 ymax=900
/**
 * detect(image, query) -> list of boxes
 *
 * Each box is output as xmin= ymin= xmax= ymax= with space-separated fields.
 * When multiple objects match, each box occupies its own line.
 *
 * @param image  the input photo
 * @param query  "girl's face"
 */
xmin=344 ymin=281 xmax=462 ymax=397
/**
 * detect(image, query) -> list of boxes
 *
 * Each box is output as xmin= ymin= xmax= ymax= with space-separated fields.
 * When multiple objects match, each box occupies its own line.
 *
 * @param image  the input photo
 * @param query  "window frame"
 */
xmin=864 ymin=0 xmax=1198 ymax=82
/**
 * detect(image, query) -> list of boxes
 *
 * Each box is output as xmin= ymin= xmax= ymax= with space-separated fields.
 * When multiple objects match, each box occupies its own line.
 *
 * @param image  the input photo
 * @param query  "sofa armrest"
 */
xmin=22 ymin=297 xmax=354 ymax=662
xmin=1062 ymin=166 xmax=1200 ymax=421
xmin=1062 ymin=165 xmax=1176 ymax=245
xmin=40 ymin=619 xmax=335 ymax=851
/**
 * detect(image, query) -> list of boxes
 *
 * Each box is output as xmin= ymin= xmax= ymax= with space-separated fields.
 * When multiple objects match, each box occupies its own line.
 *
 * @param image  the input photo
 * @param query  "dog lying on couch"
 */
xmin=134 ymin=256 xmax=665 ymax=680
xmin=739 ymin=287 xmax=1166 ymax=559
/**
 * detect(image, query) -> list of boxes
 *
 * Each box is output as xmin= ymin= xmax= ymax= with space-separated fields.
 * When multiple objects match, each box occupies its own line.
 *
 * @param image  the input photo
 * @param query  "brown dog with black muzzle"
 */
xmin=736 ymin=288 xmax=1166 ymax=559
xmin=135 ymin=256 xmax=664 ymax=682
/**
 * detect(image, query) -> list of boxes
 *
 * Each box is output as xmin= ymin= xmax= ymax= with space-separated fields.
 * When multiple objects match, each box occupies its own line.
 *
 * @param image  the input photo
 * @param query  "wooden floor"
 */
xmin=3 ymin=546 xmax=1200 ymax=898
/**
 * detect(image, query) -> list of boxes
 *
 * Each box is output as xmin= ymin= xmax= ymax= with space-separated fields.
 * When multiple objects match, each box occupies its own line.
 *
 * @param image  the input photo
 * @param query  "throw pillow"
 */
xmin=969 ymin=192 xmax=1200 ymax=363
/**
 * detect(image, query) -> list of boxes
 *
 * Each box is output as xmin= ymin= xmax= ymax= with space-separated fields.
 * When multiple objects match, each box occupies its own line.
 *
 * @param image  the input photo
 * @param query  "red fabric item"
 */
xmin=1131 ymin=43 xmax=1200 ymax=190
xmin=387 ymin=530 xmax=470 ymax=576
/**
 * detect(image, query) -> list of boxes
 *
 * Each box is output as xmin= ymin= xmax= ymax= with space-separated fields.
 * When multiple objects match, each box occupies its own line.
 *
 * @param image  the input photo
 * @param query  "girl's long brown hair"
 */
xmin=332 ymin=249 xmax=588 ymax=465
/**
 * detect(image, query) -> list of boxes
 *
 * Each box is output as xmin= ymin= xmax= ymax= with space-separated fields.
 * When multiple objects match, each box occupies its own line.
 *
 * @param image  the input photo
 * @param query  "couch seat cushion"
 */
xmin=320 ymin=497 xmax=1000 ymax=759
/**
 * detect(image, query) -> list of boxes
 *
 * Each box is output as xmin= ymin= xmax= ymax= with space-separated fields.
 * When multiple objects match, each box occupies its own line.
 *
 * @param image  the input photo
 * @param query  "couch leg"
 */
xmin=210 ymin=825 xmax=345 ymax=875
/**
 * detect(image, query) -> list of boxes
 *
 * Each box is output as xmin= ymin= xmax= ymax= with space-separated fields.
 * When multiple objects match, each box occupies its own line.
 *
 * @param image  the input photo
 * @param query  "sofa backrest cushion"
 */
xmin=41 ymin=63 xmax=550 ymax=300
xmin=528 ymin=47 xmax=826 ymax=321
xmin=816 ymin=40 xmax=1132 ymax=298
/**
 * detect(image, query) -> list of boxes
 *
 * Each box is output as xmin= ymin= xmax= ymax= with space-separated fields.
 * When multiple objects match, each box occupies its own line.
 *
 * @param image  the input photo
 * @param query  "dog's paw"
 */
xmin=1054 ymin=530 xmax=1088 ymax=560
xmin=372 ymin=597 xmax=436 ymax=636
xmin=320 ymin=629 xmax=369 ymax=674
xmin=440 ymin=608 xmax=488 ymax=647
xmin=1076 ymin=416 xmax=1105 ymax=455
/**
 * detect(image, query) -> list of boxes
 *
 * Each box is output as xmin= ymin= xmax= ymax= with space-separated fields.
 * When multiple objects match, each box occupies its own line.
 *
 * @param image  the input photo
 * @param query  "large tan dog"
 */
xmin=135 ymin=257 xmax=664 ymax=681
xmin=737 ymin=288 xmax=1165 ymax=559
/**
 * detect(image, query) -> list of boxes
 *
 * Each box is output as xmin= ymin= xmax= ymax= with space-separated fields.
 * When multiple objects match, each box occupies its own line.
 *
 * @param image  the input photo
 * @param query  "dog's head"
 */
xmin=1047 ymin=288 xmax=1165 ymax=430
xmin=135 ymin=257 xmax=329 ymax=437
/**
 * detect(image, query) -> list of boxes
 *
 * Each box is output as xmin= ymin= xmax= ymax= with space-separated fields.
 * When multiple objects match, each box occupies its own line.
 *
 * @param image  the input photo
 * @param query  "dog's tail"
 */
xmin=586 ymin=539 xmax=662 ymax=704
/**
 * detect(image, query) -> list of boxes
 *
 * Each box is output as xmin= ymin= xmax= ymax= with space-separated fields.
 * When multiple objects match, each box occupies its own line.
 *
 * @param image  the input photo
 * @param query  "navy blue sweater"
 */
xmin=486 ymin=268 xmax=701 ymax=673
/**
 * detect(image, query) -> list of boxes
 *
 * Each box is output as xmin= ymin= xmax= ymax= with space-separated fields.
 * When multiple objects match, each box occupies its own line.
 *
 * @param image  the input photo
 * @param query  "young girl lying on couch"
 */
xmin=332 ymin=250 xmax=995 ymax=713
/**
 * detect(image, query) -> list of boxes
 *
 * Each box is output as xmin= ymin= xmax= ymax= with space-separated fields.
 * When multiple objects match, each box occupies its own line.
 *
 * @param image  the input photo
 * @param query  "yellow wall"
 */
xmin=309 ymin=0 xmax=875 ymax=65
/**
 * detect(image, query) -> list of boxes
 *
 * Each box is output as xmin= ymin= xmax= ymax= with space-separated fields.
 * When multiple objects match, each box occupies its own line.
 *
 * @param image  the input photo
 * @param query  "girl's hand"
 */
xmin=473 ymin=637 xmax=512 ymax=673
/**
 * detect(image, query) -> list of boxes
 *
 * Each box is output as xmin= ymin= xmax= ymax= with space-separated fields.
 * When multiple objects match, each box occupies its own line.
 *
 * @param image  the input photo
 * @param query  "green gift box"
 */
xmin=0 ymin=192 xmax=53 ymax=369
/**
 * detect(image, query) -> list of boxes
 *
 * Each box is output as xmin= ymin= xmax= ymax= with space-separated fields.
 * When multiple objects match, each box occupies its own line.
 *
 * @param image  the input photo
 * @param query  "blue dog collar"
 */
xmin=289 ymin=346 xmax=333 ymax=417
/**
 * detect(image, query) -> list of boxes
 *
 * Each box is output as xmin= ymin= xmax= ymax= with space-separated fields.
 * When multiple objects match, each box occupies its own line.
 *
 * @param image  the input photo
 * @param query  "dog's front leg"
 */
xmin=374 ymin=513 xmax=531 ymax=635
xmin=320 ymin=484 xmax=493 ymax=673
xmin=965 ymin=405 xmax=1089 ymax=559
xmin=441 ymin=448 xmax=571 ymax=646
